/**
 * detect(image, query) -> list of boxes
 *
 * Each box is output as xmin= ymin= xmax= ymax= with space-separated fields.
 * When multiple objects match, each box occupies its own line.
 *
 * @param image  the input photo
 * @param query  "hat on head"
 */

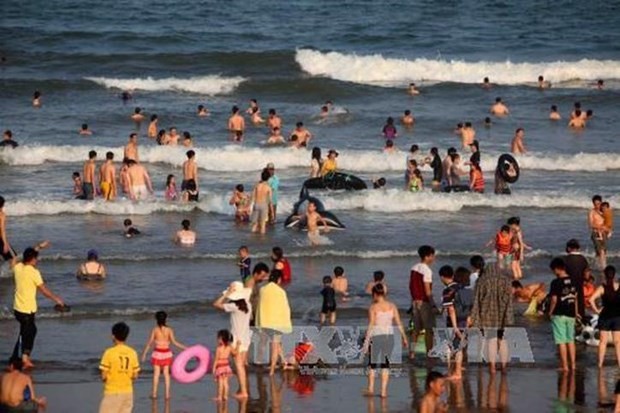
xmin=328 ymin=149 xmax=339 ymax=157
xmin=223 ymin=281 xmax=252 ymax=301
xmin=266 ymin=162 xmax=275 ymax=169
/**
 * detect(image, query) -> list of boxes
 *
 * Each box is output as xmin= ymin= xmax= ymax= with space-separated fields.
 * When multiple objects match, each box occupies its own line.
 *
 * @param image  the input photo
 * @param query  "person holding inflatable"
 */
xmin=141 ymin=311 xmax=187 ymax=400
xmin=213 ymin=282 xmax=253 ymax=400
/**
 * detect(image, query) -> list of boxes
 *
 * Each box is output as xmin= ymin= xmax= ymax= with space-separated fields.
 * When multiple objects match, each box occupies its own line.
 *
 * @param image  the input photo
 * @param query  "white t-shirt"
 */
xmin=468 ymin=271 xmax=479 ymax=289
xmin=223 ymin=301 xmax=252 ymax=349
xmin=411 ymin=262 xmax=432 ymax=283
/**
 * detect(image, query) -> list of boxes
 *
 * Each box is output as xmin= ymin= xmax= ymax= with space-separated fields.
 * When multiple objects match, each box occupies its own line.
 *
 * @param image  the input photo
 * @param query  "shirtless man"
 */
xmin=250 ymin=107 xmax=264 ymax=125
xmin=266 ymin=127 xmax=285 ymax=145
xmin=0 ymin=196 xmax=16 ymax=262
xmin=461 ymin=122 xmax=476 ymax=148
xmin=119 ymin=158 xmax=130 ymax=196
xmin=98 ymin=152 xmax=117 ymax=201
xmin=568 ymin=112 xmax=586 ymax=129
xmin=147 ymin=114 xmax=159 ymax=139
xmin=549 ymin=105 xmax=561 ymax=120
xmin=482 ymin=77 xmax=492 ymax=89
xmin=570 ymin=102 xmax=586 ymax=120
xmin=79 ymin=123 xmax=92 ymax=136
xmin=168 ymin=127 xmax=180 ymax=145
xmin=511 ymin=128 xmax=526 ymax=154
xmin=182 ymin=131 xmax=193 ymax=147
xmin=251 ymin=170 xmax=272 ymax=234
xmin=537 ymin=75 xmax=551 ymax=89
xmin=419 ymin=371 xmax=447 ymax=413
xmin=267 ymin=109 xmax=282 ymax=132
xmin=291 ymin=122 xmax=311 ymax=146
xmin=131 ymin=107 xmax=145 ymax=128
xmin=512 ymin=281 xmax=546 ymax=303
xmin=0 ymin=357 xmax=46 ymax=412
xmin=197 ymin=104 xmax=209 ymax=117
xmin=182 ymin=150 xmax=198 ymax=192
xmin=228 ymin=106 xmax=245 ymax=140
xmin=589 ymin=195 xmax=607 ymax=270
xmin=82 ymin=150 xmax=97 ymax=200
xmin=246 ymin=99 xmax=259 ymax=115
xmin=442 ymin=148 xmax=457 ymax=188
xmin=123 ymin=133 xmax=139 ymax=162
xmin=126 ymin=160 xmax=153 ymax=201
xmin=490 ymin=97 xmax=509 ymax=116
xmin=408 ymin=83 xmax=420 ymax=95
xmin=306 ymin=201 xmax=329 ymax=246
xmin=401 ymin=110 xmax=415 ymax=126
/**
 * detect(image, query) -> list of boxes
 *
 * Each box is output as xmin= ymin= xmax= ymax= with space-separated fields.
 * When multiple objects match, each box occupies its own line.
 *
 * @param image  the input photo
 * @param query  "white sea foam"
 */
xmin=85 ymin=75 xmax=246 ymax=95
xmin=4 ymin=188 xmax=614 ymax=218
xmin=318 ymin=189 xmax=619 ymax=213
xmin=2 ymin=144 xmax=619 ymax=173
xmin=296 ymin=49 xmax=620 ymax=86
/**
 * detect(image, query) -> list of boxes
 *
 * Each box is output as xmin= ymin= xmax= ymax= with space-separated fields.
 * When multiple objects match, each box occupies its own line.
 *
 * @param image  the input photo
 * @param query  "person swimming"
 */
xmin=76 ymin=249 xmax=106 ymax=280
xmin=124 ymin=219 xmax=141 ymax=238
xmin=174 ymin=219 xmax=196 ymax=245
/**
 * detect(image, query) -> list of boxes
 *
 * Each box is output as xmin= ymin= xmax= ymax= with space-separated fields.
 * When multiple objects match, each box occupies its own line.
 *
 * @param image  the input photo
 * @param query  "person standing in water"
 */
xmin=251 ymin=170 xmax=272 ymax=235
xmin=182 ymin=150 xmax=198 ymax=192
xmin=266 ymin=163 xmax=279 ymax=224
xmin=589 ymin=195 xmax=607 ymax=270
xmin=141 ymin=311 xmax=187 ymax=400
xmin=228 ymin=106 xmax=245 ymax=140
xmin=99 ymin=152 xmax=117 ymax=201
xmin=124 ymin=133 xmax=139 ymax=162
xmin=0 ymin=196 xmax=16 ymax=262
xmin=511 ymin=128 xmax=526 ymax=154
xmin=174 ymin=219 xmax=196 ymax=246
xmin=306 ymin=201 xmax=330 ymax=246
xmin=126 ymin=160 xmax=154 ymax=201
xmin=82 ymin=150 xmax=97 ymax=200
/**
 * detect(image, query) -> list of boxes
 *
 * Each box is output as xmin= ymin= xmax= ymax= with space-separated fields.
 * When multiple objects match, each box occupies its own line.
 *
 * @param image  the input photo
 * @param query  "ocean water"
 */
xmin=1 ymin=1 xmax=619 ymax=411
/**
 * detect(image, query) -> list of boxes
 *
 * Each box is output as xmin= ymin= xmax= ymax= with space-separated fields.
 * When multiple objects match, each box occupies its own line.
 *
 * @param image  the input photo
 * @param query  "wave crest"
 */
xmin=296 ymin=49 xmax=620 ymax=86
xmin=85 ymin=75 xmax=246 ymax=95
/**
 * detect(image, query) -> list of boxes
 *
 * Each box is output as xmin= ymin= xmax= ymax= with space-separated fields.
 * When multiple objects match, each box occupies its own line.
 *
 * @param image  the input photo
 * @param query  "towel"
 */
xmin=256 ymin=282 xmax=292 ymax=334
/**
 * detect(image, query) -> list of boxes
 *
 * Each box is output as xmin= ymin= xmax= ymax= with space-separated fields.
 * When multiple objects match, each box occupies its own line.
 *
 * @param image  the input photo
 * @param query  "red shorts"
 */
xmin=151 ymin=348 xmax=173 ymax=367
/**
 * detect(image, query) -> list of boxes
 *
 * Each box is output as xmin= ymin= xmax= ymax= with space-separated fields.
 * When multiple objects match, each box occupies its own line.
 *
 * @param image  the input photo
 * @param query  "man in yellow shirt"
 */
xmin=11 ymin=241 xmax=65 ymax=369
xmin=99 ymin=322 xmax=140 ymax=413
xmin=320 ymin=149 xmax=339 ymax=176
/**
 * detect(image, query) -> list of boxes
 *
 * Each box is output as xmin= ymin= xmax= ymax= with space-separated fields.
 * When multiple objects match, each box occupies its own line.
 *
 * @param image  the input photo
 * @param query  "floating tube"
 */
xmin=171 ymin=345 xmax=211 ymax=384
xmin=497 ymin=154 xmax=520 ymax=184
xmin=303 ymin=172 xmax=367 ymax=191
xmin=284 ymin=188 xmax=345 ymax=230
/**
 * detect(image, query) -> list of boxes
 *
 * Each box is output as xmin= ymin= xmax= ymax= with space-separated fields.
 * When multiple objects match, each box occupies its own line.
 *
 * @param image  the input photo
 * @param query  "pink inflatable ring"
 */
xmin=171 ymin=345 xmax=211 ymax=384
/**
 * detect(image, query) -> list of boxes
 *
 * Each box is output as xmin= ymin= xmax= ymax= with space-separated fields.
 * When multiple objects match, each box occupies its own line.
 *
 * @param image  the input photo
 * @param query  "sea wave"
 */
xmin=295 ymin=49 xmax=620 ymax=86
xmin=85 ymin=75 xmax=246 ymax=95
xmin=2 ymin=144 xmax=620 ymax=173
xmin=319 ymin=189 xmax=617 ymax=213
xmin=3 ymin=189 xmax=613 ymax=218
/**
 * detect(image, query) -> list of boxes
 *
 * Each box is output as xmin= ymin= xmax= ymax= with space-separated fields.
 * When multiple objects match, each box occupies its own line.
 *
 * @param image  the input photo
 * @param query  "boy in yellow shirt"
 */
xmin=99 ymin=322 xmax=140 ymax=413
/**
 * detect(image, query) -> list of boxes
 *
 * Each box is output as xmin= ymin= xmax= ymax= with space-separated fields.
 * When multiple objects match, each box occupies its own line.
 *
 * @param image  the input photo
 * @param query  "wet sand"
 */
xmin=32 ymin=365 xmax=619 ymax=412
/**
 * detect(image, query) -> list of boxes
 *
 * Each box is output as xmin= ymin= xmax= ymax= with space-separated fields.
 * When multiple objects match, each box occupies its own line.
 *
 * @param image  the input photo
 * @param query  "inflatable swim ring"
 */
xmin=497 ymin=154 xmax=520 ymax=184
xmin=303 ymin=172 xmax=367 ymax=191
xmin=171 ymin=345 xmax=211 ymax=384
xmin=284 ymin=187 xmax=345 ymax=230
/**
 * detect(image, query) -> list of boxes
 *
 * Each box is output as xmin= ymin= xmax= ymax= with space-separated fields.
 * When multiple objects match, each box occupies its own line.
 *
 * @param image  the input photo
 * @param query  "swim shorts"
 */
xmin=251 ymin=202 xmax=269 ymax=224
xmin=321 ymin=302 xmax=336 ymax=314
xmin=591 ymin=231 xmax=607 ymax=255
xmin=551 ymin=315 xmax=576 ymax=344
xmin=181 ymin=180 xmax=190 ymax=191
xmin=597 ymin=316 xmax=620 ymax=332
xmin=100 ymin=182 xmax=112 ymax=200
xmin=132 ymin=185 xmax=148 ymax=201
xmin=82 ymin=182 xmax=94 ymax=200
